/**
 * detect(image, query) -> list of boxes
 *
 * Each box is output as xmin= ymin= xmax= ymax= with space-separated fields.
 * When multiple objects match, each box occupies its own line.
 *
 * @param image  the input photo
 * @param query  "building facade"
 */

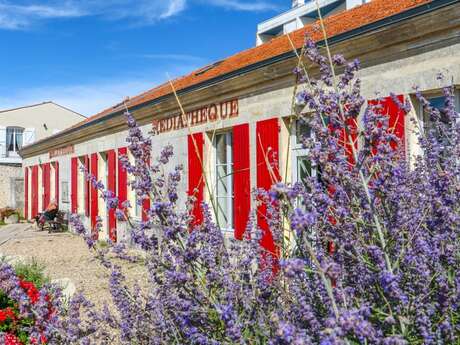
xmin=20 ymin=0 xmax=460 ymax=253
xmin=0 ymin=102 xmax=84 ymax=211
xmin=256 ymin=0 xmax=371 ymax=45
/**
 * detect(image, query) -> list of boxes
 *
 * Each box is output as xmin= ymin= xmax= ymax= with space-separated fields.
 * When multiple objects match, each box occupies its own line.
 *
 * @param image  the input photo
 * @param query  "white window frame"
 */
xmin=6 ymin=127 xmax=24 ymax=157
xmin=291 ymin=118 xmax=316 ymax=185
xmin=213 ymin=131 xmax=234 ymax=232
xmin=418 ymin=89 xmax=460 ymax=132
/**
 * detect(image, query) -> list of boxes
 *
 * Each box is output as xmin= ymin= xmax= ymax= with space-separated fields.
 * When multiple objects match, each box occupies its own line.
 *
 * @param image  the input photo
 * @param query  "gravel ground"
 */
xmin=0 ymin=224 xmax=147 ymax=308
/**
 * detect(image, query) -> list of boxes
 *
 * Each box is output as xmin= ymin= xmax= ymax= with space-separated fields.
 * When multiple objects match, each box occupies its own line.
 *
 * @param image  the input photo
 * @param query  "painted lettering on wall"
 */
xmin=154 ymin=99 xmax=239 ymax=134
xmin=49 ymin=145 xmax=74 ymax=159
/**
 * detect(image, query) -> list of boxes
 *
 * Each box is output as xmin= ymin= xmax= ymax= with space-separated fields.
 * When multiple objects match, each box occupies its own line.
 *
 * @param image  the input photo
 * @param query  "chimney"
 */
xmin=292 ymin=0 xmax=306 ymax=8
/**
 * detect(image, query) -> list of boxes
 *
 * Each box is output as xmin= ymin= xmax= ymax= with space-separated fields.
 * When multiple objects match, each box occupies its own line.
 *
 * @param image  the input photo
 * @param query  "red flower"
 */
xmin=5 ymin=333 xmax=23 ymax=345
xmin=0 ymin=307 xmax=16 ymax=323
xmin=30 ymin=332 xmax=47 ymax=345
xmin=19 ymin=280 xmax=40 ymax=304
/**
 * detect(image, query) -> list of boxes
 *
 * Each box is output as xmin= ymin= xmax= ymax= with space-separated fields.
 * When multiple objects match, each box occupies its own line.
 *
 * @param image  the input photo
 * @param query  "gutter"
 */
xmin=21 ymin=0 xmax=460 ymax=156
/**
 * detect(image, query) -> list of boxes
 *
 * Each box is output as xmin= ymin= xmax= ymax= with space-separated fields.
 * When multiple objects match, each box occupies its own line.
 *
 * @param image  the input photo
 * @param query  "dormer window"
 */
xmin=6 ymin=127 xmax=24 ymax=157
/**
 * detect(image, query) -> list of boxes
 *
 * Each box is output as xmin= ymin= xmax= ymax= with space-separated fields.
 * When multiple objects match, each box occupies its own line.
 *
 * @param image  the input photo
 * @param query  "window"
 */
xmin=214 ymin=132 xmax=234 ymax=232
xmin=418 ymin=90 xmax=460 ymax=135
xmin=291 ymin=119 xmax=316 ymax=186
xmin=6 ymin=127 xmax=24 ymax=156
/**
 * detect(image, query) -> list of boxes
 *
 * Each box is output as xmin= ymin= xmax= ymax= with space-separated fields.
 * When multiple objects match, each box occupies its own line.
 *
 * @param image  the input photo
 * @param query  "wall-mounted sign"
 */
xmin=49 ymin=145 xmax=74 ymax=159
xmin=154 ymin=99 xmax=239 ymax=134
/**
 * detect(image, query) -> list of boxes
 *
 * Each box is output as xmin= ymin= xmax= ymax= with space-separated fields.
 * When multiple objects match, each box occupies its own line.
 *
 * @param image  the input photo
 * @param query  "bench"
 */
xmin=38 ymin=211 xmax=68 ymax=233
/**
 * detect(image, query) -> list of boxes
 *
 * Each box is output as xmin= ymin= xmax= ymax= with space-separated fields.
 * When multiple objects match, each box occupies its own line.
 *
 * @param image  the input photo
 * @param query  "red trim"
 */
xmin=188 ymin=133 xmax=204 ymax=226
xmin=54 ymin=162 xmax=59 ymax=205
xmin=71 ymin=158 xmax=78 ymax=214
xmin=256 ymin=118 xmax=280 ymax=257
xmin=233 ymin=123 xmax=251 ymax=240
xmin=31 ymin=166 xmax=39 ymax=218
xmin=24 ymin=167 xmax=29 ymax=220
xmin=42 ymin=163 xmax=51 ymax=210
xmin=90 ymin=153 xmax=99 ymax=237
xmin=107 ymin=150 xmax=117 ymax=241
xmin=117 ymin=148 xmax=128 ymax=212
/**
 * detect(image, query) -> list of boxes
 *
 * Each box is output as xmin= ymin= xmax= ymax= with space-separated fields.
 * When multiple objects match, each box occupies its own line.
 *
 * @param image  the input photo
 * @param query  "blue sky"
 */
xmin=0 ymin=0 xmax=288 ymax=116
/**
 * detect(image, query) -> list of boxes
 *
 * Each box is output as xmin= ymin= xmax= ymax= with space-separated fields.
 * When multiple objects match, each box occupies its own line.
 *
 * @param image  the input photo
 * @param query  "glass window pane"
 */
xmin=297 ymin=156 xmax=311 ymax=186
xmin=6 ymin=128 xmax=13 ymax=151
xmin=216 ymin=197 xmax=229 ymax=228
xmin=296 ymin=120 xmax=312 ymax=144
xmin=216 ymin=134 xmax=227 ymax=165
xmin=429 ymin=96 xmax=445 ymax=111
xmin=15 ymin=130 xmax=23 ymax=151
xmin=216 ymin=165 xmax=228 ymax=196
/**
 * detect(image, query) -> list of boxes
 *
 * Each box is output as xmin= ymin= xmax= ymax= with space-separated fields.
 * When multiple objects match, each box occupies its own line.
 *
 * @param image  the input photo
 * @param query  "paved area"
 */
xmin=0 ymin=223 xmax=146 ymax=308
xmin=0 ymin=223 xmax=41 ymax=246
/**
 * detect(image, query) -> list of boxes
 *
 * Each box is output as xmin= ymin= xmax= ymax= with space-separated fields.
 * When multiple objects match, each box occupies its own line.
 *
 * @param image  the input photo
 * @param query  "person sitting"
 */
xmin=34 ymin=200 xmax=59 ymax=227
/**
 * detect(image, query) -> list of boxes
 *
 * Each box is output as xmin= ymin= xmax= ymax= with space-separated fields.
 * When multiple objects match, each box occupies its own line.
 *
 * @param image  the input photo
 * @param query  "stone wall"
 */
xmin=0 ymin=164 xmax=23 ymax=212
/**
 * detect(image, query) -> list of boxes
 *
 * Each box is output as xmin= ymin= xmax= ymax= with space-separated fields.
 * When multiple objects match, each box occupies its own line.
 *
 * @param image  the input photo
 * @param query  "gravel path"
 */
xmin=0 ymin=224 xmax=146 ymax=308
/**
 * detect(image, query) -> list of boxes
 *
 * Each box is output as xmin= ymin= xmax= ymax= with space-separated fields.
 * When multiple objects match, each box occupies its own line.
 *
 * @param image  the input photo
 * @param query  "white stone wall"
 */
xmin=0 ymin=165 xmax=23 ymax=210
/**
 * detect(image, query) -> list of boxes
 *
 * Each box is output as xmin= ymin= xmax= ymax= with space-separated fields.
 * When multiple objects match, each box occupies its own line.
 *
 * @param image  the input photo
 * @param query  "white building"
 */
xmin=257 ymin=0 xmax=371 ymax=45
xmin=0 ymin=102 xmax=84 ymax=211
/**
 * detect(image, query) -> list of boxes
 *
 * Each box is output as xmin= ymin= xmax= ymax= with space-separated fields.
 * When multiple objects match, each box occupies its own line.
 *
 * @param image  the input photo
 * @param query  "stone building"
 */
xmin=20 ymin=0 xmax=460 ymax=254
xmin=0 ymin=102 xmax=84 ymax=212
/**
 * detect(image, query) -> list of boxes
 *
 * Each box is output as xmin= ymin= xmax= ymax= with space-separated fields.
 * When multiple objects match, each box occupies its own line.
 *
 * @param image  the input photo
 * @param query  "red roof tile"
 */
xmin=71 ymin=0 xmax=433 ymax=129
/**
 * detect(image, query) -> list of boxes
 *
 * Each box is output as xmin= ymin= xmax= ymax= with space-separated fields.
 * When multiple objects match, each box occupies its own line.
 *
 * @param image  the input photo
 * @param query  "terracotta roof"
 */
xmin=69 ymin=0 xmax=433 ymax=129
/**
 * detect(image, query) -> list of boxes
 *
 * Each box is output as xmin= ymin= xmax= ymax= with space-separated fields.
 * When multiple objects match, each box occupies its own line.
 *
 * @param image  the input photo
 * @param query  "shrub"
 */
xmin=11 ymin=39 xmax=457 ymax=344
xmin=0 ymin=262 xmax=60 ymax=344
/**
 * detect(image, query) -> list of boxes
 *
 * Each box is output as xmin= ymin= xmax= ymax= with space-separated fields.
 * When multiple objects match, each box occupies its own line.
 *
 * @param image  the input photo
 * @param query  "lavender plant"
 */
xmin=59 ymin=37 xmax=459 ymax=344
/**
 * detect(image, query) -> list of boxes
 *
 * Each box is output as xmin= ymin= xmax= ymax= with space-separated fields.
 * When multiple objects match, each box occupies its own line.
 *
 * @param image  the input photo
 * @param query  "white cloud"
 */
xmin=160 ymin=0 xmax=187 ymax=19
xmin=205 ymin=0 xmax=280 ymax=11
xmin=0 ymin=63 xmax=202 ymax=116
xmin=0 ymin=0 xmax=187 ymax=30
xmin=0 ymin=0 xmax=278 ymax=30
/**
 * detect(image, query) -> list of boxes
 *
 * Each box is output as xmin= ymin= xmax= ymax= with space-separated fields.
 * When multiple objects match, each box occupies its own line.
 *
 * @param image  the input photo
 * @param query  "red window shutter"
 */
xmin=90 ymin=153 xmax=99 ymax=237
xmin=31 ymin=166 xmax=39 ymax=218
xmin=233 ymin=123 xmax=251 ymax=240
xmin=54 ymin=162 xmax=59 ymax=205
xmin=368 ymin=95 xmax=406 ymax=152
xmin=188 ymin=133 xmax=204 ymax=226
xmin=24 ymin=167 xmax=29 ymax=220
xmin=142 ymin=158 xmax=151 ymax=222
xmin=107 ymin=150 xmax=117 ymax=242
xmin=42 ymin=163 xmax=51 ymax=210
xmin=117 ymin=148 xmax=128 ymax=210
xmin=71 ymin=158 xmax=78 ymax=214
xmin=256 ymin=118 xmax=280 ymax=256
xmin=338 ymin=117 xmax=358 ymax=165
xmin=84 ymin=156 xmax=90 ymax=217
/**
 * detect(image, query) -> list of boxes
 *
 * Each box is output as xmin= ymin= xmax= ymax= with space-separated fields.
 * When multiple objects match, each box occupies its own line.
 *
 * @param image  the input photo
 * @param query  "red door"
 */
xmin=84 ymin=156 xmax=90 ymax=217
xmin=188 ymin=133 xmax=204 ymax=226
xmin=107 ymin=150 xmax=117 ymax=241
xmin=31 ymin=166 xmax=39 ymax=218
xmin=24 ymin=168 xmax=29 ymax=220
xmin=117 ymin=148 xmax=128 ymax=211
xmin=42 ymin=163 xmax=51 ymax=210
xmin=233 ymin=124 xmax=251 ymax=240
xmin=256 ymin=118 xmax=280 ymax=257
xmin=54 ymin=162 xmax=59 ymax=205
xmin=90 ymin=153 xmax=99 ymax=237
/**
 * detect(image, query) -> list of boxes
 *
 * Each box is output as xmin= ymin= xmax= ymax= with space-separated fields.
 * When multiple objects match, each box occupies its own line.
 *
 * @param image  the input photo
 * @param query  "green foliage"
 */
xmin=13 ymin=259 xmax=50 ymax=289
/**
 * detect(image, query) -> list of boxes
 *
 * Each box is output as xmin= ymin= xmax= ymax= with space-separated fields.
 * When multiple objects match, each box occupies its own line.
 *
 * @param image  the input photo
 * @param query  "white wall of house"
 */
xmin=0 ymin=102 xmax=84 ymax=208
